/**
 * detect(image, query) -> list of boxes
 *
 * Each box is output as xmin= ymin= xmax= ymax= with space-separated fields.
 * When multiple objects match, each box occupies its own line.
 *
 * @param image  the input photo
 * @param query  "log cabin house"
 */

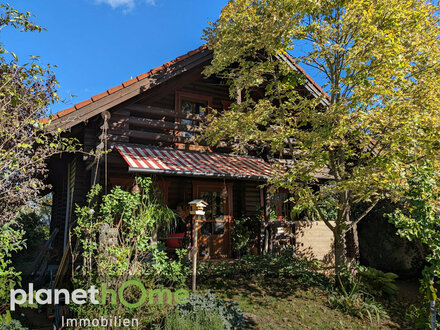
xmin=45 ymin=46 xmax=331 ymax=264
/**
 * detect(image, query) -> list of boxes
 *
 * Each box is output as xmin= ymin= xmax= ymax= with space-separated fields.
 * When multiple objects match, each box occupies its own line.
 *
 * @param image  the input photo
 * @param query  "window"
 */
xmin=200 ymin=190 xmax=228 ymax=220
xmin=269 ymin=189 xmax=293 ymax=221
xmin=181 ymin=100 xmax=206 ymax=138
xmin=175 ymin=92 xmax=213 ymax=140
xmin=213 ymin=222 xmax=225 ymax=235
xmin=201 ymin=222 xmax=212 ymax=236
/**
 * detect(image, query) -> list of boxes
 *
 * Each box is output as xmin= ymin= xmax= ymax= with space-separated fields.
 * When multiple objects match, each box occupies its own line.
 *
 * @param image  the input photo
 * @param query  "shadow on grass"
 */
xmin=196 ymin=256 xmax=415 ymax=329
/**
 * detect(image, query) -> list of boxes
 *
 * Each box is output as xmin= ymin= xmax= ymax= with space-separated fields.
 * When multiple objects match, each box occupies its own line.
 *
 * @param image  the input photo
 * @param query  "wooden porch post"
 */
xmin=188 ymin=200 xmax=208 ymax=292
xmin=260 ymin=186 xmax=271 ymax=254
xmin=192 ymin=215 xmax=199 ymax=292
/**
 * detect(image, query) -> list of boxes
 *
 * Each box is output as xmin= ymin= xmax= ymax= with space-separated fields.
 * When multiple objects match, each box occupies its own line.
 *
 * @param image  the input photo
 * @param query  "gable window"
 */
xmin=181 ymin=100 xmax=206 ymax=138
xmin=175 ymin=92 xmax=213 ymax=139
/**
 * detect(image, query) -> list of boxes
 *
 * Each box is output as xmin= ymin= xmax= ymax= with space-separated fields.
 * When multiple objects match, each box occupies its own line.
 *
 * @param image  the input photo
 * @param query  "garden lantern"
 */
xmin=188 ymin=199 xmax=208 ymax=215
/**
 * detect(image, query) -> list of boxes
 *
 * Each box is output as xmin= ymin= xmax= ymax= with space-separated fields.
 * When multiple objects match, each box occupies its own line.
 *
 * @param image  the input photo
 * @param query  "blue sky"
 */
xmin=4 ymin=0 xmax=229 ymax=114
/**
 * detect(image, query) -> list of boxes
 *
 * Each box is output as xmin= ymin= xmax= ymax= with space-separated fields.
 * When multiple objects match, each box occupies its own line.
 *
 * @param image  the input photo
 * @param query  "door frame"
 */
xmin=192 ymin=181 xmax=233 ymax=258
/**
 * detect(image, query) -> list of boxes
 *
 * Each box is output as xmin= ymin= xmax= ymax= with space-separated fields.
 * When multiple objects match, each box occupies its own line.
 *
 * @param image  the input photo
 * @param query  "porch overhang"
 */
xmin=114 ymin=145 xmax=276 ymax=181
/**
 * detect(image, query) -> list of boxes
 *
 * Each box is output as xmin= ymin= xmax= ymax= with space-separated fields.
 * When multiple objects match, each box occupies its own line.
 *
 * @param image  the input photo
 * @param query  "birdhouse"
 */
xmin=188 ymin=199 xmax=208 ymax=215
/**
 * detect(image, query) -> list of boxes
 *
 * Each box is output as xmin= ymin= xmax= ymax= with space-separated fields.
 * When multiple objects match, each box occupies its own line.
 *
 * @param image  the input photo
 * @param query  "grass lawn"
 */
xmin=197 ymin=259 xmax=414 ymax=329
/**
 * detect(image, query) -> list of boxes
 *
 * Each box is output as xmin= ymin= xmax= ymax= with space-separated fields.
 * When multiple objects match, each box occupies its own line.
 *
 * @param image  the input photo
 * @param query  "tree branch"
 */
xmin=346 ymin=197 xmax=380 ymax=232
xmin=314 ymin=199 xmax=336 ymax=232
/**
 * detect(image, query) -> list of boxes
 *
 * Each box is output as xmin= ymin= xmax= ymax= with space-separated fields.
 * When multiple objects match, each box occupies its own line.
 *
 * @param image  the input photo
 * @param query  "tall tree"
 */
xmin=0 ymin=3 xmax=75 ymax=225
xmin=203 ymin=0 xmax=440 ymax=270
xmin=0 ymin=3 xmax=75 ymax=319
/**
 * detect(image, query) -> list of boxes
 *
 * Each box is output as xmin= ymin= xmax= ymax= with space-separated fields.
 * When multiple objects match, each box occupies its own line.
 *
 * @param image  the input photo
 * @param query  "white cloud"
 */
xmin=95 ymin=0 xmax=156 ymax=12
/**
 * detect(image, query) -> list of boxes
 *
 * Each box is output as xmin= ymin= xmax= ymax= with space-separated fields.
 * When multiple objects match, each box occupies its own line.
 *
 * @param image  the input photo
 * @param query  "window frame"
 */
xmin=267 ymin=188 xmax=293 ymax=221
xmin=174 ymin=91 xmax=213 ymax=144
xmin=175 ymin=91 xmax=213 ymax=116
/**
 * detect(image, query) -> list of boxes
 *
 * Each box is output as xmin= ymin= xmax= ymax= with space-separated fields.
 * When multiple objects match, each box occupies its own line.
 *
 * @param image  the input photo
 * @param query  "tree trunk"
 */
xmin=334 ymin=225 xmax=346 ymax=273
xmin=345 ymin=224 xmax=359 ymax=263
xmin=335 ymin=192 xmax=348 ymax=271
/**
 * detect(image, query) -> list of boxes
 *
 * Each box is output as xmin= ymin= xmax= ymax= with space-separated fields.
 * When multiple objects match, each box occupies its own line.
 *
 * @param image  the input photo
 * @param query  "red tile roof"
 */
xmin=43 ymin=45 xmax=328 ymax=125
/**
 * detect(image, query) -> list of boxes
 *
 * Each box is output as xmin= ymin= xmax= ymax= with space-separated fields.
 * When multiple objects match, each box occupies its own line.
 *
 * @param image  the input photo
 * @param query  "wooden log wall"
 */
xmin=245 ymin=182 xmax=262 ymax=217
xmin=95 ymin=69 xmax=231 ymax=151
xmin=49 ymin=155 xmax=69 ymax=260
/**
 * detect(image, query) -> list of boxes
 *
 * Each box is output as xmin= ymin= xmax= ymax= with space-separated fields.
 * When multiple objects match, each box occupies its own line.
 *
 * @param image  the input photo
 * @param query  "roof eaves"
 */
xmin=278 ymin=53 xmax=330 ymax=105
xmin=44 ymin=45 xmax=208 ymax=125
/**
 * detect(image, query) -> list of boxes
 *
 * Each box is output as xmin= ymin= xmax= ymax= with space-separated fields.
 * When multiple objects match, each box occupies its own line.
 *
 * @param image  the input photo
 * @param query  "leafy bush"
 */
xmin=174 ymin=291 xmax=244 ymax=329
xmin=231 ymin=216 xmax=260 ymax=255
xmin=387 ymin=161 xmax=440 ymax=324
xmin=164 ymin=309 xmax=225 ymax=330
xmin=331 ymin=265 xmax=391 ymax=323
xmin=0 ymin=222 xmax=24 ymax=309
xmin=71 ymin=178 xmax=187 ymax=325
xmin=358 ymin=267 xmax=398 ymax=297
xmin=405 ymin=303 xmax=431 ymax=329
xmin=144 ymin=246 xmax=189 ymax=287
xmin=15 ymin=208 xmax=49 ymax=246
xmin=0 ymin=319 xmax=27 ymax=330
xmin=329 ymin=293 xmax=388 ymax=323
xmin=337 ymin=264 xmax=398 ymax=298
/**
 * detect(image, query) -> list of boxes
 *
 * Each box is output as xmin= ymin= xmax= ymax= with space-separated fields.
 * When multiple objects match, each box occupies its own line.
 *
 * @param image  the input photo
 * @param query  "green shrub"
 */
xmin=331 ymin=265 xmax=391 ymax=323
xmin=231 ymin=216 xmax=260 ymax=255
xmin=358 ymin=267 xmax=398 ymax=297
xmin=0 ymin=319 xmax=27 ymax=330
xmin=71 ymin=178 xmax=186 ymax=325
xmin=164 ymin=309 xmax=225 ymax=330
xmin=338 ymin=264 xmax=398 ymax=298
xmin=15 ymin=209 xmax=49 ymax=246
xmin=0 ymin=222 xmax=24 ymax=308
xmin=175 ymin=291 xmax=244 ymax=329
xmin=405 ymin=303 xmax=431 ymax=329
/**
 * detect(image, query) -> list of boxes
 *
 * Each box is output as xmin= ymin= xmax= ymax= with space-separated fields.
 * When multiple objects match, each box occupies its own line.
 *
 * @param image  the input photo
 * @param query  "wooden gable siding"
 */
xmin=48 ymin=48 xmax=212 ymax=132
xmin=94 ymin=66 xmax=231 ymax=152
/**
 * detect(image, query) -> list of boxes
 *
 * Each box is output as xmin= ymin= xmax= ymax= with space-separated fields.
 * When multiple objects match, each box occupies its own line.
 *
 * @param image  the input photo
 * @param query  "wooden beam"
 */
xmin=128 ymin=130 xmax=198 ymax=144
xmin=126 ymin=105 xmax=204 ymax=122
xmin=128 ymin=116 xmax=201 ymax=133
xmin=108 ymin=128 xmax=199 ymax=145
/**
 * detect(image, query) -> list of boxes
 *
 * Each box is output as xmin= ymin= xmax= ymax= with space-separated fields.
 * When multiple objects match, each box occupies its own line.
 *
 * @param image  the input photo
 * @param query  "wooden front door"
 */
xmin=193 ymin=182 xmax=233 ymax=259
